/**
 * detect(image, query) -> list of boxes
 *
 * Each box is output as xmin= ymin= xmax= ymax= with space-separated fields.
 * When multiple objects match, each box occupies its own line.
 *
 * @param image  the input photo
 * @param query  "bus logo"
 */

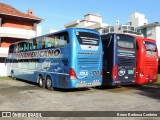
xmin=118 ymin=69 xmax=126 ymax=76
xmin=78 ymin=71 xmax=88 ymax=78
xmin=42 ymin=59 xmax=51 ymax=70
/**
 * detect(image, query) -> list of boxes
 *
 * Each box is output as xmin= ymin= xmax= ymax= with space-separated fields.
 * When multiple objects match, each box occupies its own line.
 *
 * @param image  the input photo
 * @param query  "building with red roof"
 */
xmin=0 ymin=2 xmax=43 ymax=76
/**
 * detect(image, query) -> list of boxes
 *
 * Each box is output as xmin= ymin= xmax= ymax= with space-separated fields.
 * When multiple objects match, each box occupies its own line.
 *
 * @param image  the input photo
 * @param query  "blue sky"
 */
xmin=1 ymin=0 xmax=160 ymax=34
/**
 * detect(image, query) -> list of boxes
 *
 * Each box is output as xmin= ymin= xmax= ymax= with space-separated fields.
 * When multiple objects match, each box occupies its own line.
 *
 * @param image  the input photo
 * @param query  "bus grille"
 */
xmin=145 ymin=61 xmax=157 ymax=68
xmin=118 ymin=58 xmax=135 ymax=66
xmin=78 ymin=58 xmax=100 ymax=69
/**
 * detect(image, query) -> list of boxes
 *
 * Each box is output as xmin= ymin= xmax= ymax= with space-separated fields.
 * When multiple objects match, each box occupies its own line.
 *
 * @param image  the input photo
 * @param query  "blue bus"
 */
xmin=101 ymin=33 xmax=136 ymax=86
xmin=6 ymin=28 xmax=103 ymax=90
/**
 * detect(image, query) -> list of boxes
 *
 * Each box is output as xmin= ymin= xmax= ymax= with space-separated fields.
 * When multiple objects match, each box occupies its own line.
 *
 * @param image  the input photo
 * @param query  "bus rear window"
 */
xmin=117 ymin=35 xmax=135 ymax=49
xmin=144 ymin=41 xmax=157 ymax=52
xmin=76 ymin=32 xmax=100 ymax=46
xmin=144 ymin=41 xmax=157 ymax=56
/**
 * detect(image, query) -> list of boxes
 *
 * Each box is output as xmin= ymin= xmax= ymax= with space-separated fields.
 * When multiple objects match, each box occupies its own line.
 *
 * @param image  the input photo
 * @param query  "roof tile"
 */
xmin=0 ymin=2 xmax=43 ymax=21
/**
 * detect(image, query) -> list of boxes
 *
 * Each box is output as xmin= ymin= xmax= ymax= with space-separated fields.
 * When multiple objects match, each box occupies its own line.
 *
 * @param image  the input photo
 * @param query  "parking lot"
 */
xmin=0 ymin=79 xmax=160 ymax=119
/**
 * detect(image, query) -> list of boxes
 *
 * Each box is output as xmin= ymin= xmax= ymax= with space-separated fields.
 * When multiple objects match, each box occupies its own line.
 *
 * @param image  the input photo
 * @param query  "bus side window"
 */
xmin=9 ymin=44 xmax=15 ymax=53
xmin=24 ymin=42 xmax=28 ymax=51
xmin=54 ymin=32 xmax=69 ymax=48
xmin=29 ymin=42 xmax=33 ymax=51
xmin=102 ymin=35 xmax=112 ymax=49
xmin=14 ymin=44 xmax=18 ymax=53
xmin=45 ymin=37 xmax=55 ymax=48
xmin=33 ymin=39 xmax=37 ymax=50
xmin=36 ymin=37 xmax=45 ymax=49
xmin=18 ymin=42 xmax=24 ymax=52
xmin=46 ymin=32 xmax=69 ymax=48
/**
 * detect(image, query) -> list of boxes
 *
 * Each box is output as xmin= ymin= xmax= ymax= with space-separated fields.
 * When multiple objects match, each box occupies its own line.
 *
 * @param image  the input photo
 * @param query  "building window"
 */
xmin=0 ymin=57 xmax=6 ymax=63
xmin=110 ymin=27 xmax=114 ymax=32
xmin=102 ymin=28 xmax=110 ymax=34
xmin=129 ymin=22 xmax=132 ymax=26
xmin=147 ymin=28 xmax=155 ymax=37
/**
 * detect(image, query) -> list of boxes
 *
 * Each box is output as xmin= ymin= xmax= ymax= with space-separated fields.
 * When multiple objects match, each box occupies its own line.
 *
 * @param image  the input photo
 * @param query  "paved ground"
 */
xmin=0 ymin=79 xmax=160 ymax=120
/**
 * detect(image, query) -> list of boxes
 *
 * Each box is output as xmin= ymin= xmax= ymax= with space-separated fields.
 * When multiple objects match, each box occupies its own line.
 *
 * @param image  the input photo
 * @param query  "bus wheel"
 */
xmin=46 ymin=76 xmax=54 ymax=90
xmin=11 ymin=71 xmax=16 ymax=80
xmin=38 ymin=75 xmax=45 ymax=88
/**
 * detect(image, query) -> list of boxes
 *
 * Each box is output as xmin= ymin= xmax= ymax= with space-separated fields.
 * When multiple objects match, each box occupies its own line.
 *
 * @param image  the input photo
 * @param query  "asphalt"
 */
xmin=0 ymin=79 xmax=160 ymax=120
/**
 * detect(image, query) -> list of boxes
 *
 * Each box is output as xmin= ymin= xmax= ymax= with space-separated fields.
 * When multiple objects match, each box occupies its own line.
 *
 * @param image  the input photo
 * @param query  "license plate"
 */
xmin=125 ymin=76 xmax=128 ymax=79
xmin=87 ymin=83 xmax=92 ymax=86
xmin=128 ymin=70 xmax=134 ymax=74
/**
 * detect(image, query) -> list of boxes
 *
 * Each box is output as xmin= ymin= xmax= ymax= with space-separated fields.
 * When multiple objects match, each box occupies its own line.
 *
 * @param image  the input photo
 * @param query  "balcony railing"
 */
xmin=0 ymin=27 xmax=36 ymax=39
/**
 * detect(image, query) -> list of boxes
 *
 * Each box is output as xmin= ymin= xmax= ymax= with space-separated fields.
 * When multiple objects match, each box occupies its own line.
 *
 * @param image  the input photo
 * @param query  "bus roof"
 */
xmin=101 ymin=33 xmax=136 ymax=38
xmin=135 ymin=37 xmax=156 ymax=43
xmin=9 ymin=28 xmax=99 ymax=45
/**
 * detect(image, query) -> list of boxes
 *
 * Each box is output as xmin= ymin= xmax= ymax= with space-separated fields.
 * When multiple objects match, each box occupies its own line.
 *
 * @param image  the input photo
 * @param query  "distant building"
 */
xmin=0 ymin=2 xmax=43 ymax=76
xmin=64 ymin=14 xmax=108 ymax=34
xmin=102 ymin=24 xmax=143 ymax=37
xmin=46 ymin=29 xmax=58 ymax=34
xmin=102 ymin=12 xmax=147 ymax=37
xmin=138 ymin=22 xmax=160 ymax=56
xmin=127 ymin=12 xmax=148 ymax=27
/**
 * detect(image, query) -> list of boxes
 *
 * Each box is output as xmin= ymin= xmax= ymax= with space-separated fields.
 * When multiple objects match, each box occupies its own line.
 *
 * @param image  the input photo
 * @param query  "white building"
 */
xmin=127 ymin=12 xmax=148 ymax=27
xmin=64 ymin=14 xmax=108 ymax=34
xmin=102 ymin=12 xmax=147 ymax=37
xmin=102 ymin=24 xmax=143 ymax=37
xmin=46 ymin=29 xmax=58 ymax=34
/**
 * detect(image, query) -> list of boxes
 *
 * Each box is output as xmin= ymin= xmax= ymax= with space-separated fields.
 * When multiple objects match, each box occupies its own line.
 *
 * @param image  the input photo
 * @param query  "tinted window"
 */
xmin=9 ymin=45 xmax=15 ymax=53
xmin=144 ymin=41 xmax=157 ymax=56
xmin=117 ymin=35 xmax=135 ymax=49
xmin=0 ymin=57 xmax=5 ymax=63
xmin=36 ymin=37 xmax=45 ymax=49
xmin=102 ymin=35 xmax=112 ymax=48
xmin=18 ymin=42 xmax=25 ymax=52
xmin=46 ymin=32 xmax=69 ymax=48
xmin=144 ymin=41 xmax=157 ymax=52
xmin=76 ymin=32 xmax=100 ymax=46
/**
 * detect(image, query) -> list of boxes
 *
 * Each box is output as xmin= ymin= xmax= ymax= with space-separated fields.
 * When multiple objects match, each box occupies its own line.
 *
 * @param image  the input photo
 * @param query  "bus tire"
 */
xmin=11 ymin=71 xmax=16 ymax=80
xmin=38 ymin=75 xmax=45 ymax=88
xmin=46 ymin=76 xmax=54 ymax=90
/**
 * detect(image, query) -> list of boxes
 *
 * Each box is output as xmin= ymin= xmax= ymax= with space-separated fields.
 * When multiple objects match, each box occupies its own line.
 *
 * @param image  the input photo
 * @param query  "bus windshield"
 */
xmin=76 ymin=32 xmax=100 ymax=46
xmin=144 ymin=41 xmax=157 ymax=56
xmin=117 ymin=35 xmax=135 ymax=49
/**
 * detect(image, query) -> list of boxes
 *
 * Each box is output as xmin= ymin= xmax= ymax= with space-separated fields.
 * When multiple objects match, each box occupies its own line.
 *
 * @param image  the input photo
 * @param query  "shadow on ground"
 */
xmin=95 ymin=83 xmax=160 ymax=100
xmin=7 ymin=78 xmax=160 ymax=100
xmin=133 ymin=83 xmax=160 ymax=100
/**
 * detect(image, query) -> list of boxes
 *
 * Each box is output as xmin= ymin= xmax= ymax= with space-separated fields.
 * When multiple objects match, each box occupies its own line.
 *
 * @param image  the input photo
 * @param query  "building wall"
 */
xmin=65 ymin=14 xmax=107 ymax=34
xmin=2 ymin=19 xmax=34 ymax=30
xmin=0 ymin=63 xmax=7 ymax=76
xmin=77 ymin=20 xmax=96 ymax=28
xmin=0 ymin=18 xmax=41 ymax=76
xmin=128 ymin=12 xmax=148 ymax=27
xmin=84 ymin=14 xmax=102 ymax=23
xmin=0 ymin=38 xmax=22 ymax=47
xmin=146 ymin=27 xmax=156 ymax=39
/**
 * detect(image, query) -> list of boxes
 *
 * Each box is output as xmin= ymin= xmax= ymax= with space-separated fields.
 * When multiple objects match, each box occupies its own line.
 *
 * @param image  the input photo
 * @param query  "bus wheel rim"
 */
xmin=47 ymin=78 xmax=51 ymax=87
xmin=39 ymin=77 xmax=43 ymax=86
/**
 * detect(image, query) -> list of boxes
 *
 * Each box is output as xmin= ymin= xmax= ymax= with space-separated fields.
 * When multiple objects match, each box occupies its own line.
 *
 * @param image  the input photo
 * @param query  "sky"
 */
xmin=1 ymin=0 xmax=160 ymax=34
